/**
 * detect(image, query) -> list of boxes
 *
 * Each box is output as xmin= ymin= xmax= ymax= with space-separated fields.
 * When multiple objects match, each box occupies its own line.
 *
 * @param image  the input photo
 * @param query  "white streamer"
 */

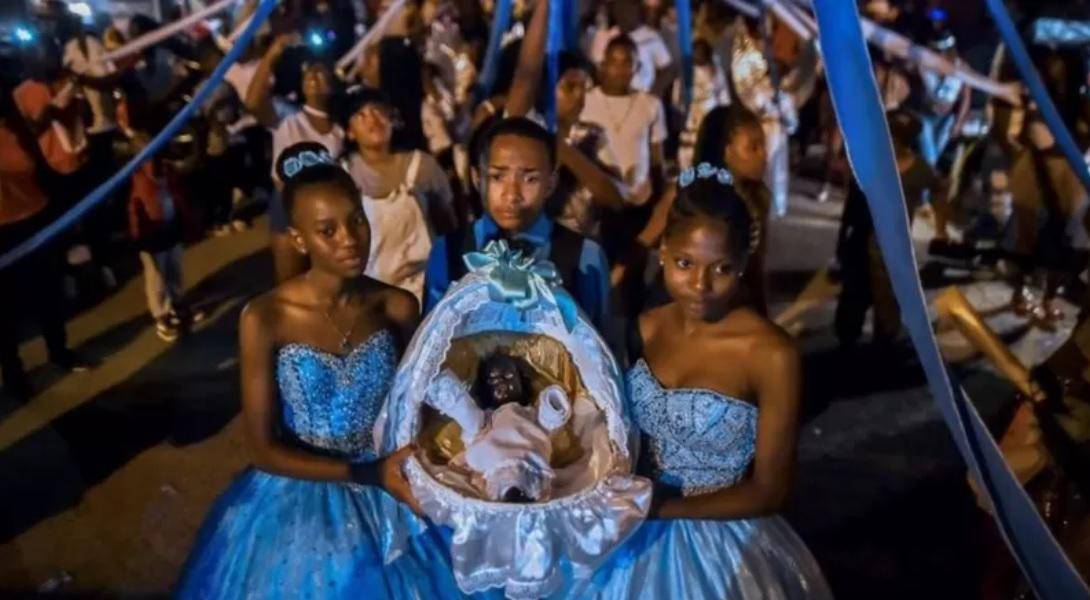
xmin=335 ymin=0 xmax=410 ymax=76
xmin=100 ymin=0 xmax=239 ymax=63
xmin=859 ymin=18 xmax=1021 ymax=104
xmin=724 ymin=0 xmax=760 ymax=20
xmin=763 ymin=0 xmax=813 ymax=41
xmin=780 ymin=0 xmax=1021 ymax=104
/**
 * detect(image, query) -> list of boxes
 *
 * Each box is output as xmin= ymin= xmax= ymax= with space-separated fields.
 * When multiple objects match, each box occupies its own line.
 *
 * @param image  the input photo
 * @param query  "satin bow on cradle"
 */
xmin=463 ymin=240 xmax=580 ymax=332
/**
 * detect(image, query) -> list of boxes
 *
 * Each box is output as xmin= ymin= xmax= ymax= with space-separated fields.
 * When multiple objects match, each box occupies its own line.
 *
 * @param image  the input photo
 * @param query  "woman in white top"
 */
xmin=343 ymin=89 xmax=456 ymax=304
xmin=246 ymin=33 xmax=345 ymax=282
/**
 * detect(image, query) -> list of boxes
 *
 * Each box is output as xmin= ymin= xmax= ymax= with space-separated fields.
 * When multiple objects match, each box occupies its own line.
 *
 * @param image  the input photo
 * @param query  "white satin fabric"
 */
xmin=462 ymin=402 xmax=558 ymax=502
xmin=375 ymin=260 xmax=651 ymax=599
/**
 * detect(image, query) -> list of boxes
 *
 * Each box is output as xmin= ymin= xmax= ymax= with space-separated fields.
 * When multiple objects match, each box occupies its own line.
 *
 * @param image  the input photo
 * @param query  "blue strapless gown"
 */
xmin=563 ymin=360 xmax=833 ymax=599
xmin=175 ymin=330 xmax=465 ymax=599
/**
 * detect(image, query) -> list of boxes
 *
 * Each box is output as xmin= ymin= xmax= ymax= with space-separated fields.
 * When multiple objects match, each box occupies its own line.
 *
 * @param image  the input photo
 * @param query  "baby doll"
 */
xmin=426 ymin=353 xmax=573 ymax=502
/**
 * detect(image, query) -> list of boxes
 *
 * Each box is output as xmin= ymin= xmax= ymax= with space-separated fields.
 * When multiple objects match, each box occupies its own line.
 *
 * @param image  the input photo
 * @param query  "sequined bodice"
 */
xmin=276 ymin=330 xmax=397 ymax=460
xmin=627 ymin=360 xmax=758 ymax=495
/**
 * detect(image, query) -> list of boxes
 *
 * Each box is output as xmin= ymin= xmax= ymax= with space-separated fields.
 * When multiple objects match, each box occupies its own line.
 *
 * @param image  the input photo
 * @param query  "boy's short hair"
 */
xmin=475 ymin=117 xmax=557 ymax=170
xmin=604 ymin=34 xmax=638 ymax=62
xmin=558 ymin=50 xmax=593 ymax=79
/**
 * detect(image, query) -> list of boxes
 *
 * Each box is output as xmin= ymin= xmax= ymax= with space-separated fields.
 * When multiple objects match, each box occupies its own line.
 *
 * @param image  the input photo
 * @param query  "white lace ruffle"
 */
xmin=374 ymin=271 xmax=635 ymax=462
xmin=373 ymin=260 xmax=649 ymax=598
xmin=404 ymin=457 xmax=651 ymax=599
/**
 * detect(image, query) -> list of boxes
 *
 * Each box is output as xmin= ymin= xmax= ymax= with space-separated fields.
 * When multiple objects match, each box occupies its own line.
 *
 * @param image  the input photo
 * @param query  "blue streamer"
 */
xmin=476 ymin=0 xmax=514 ymax=102
xmin=560 ymin=0 xmax=577 ymax=54
xmin=0 ymin=0 xmax=280 ymax=272
xmin=675 ymin=0 xmax=694 ymax=109
xmin=811 ymin=2 xmax=1089 ymax=598
xmin=986 ymin=0 xmax=1090 ymax=200
xmin=543 ymin=0 xmax=566 ymax=129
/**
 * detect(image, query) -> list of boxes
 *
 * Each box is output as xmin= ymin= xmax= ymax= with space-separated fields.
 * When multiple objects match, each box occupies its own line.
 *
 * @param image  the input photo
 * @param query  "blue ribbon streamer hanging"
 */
xmin=0 ymin=0 xmax=280 ymax=272
xmin=560 ymin=0 xmax=577 ymax=55
xmin=810 ymin=2 xmax=1089 ymax=598
xmin=476 ymin=0 xmax=515 ymax=103
xmin=985 ymin=0 xmax=1090 ymax=200
xmin=543 ymin=0 xmax=567 ymax=129
xmin=675 ymin=0 xmax=694 ymax=109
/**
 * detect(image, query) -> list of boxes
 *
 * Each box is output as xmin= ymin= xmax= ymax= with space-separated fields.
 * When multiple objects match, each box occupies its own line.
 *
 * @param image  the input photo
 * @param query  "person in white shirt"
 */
xmin=580 ymin=34 xmax=667 ymax=209
xmin=588 ymin=2 xmax=674 ymax=96
xmin=502 ymin=0 xmax=626 ymax=240
xmin=342 ymin=89 xmax=456 ymax=303
xmin=246 ymin=33 xmax=345 ymax=282
xmin=63 ymin=27 xmax=126 ymax=287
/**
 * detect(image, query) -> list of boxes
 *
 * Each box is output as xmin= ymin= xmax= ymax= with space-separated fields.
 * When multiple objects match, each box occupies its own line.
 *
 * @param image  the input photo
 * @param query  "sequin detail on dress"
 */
xmin=627 ymin=359 xmax=757 ymax=496
xmin=176 ymin=329 xmax=469 ymax=600
xmin=277 ymin=330 xmax=396 ymax=460
xmin=557 ymin=360 xmax=833 ymax=599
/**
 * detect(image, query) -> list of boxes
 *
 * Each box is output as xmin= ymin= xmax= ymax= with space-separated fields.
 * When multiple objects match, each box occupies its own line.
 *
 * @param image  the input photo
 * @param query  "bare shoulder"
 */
xmin=638 ymin=304 xmax=673 ymax=342
xmin=734 ymin=309 xmax=798 ymax=367
xmin=240 ymin=288 xmax=282 ymax=330
xmin=240 ymin=278 xmax=307 ymax=337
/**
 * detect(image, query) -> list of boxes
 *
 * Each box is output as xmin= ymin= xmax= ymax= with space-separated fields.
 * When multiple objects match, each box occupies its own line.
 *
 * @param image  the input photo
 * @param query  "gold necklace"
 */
xmin=309 ymin=273 xmax=357 ymax=352
xmin=322 ymin=303 xmax=357 ymax=353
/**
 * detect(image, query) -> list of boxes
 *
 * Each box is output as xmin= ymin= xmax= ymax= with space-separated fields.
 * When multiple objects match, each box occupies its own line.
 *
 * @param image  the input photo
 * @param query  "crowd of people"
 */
xmin=2 ymin=0 xmax=1090 ymax=596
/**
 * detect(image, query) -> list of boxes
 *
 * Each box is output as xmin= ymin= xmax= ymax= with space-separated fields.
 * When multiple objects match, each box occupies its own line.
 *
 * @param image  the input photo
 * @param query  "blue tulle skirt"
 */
xmin=560 ymin=516 xmax=833 ymax=599
xmin=175 ymin=468 xmax=465 ymax=599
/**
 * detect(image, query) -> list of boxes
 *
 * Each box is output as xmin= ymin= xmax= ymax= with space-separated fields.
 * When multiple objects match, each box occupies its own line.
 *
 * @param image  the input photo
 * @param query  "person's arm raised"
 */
xmin=244 ymin=33 xmax=296 ymax=129
xmin=504 ymin=0 xmax=550 ymax=118
xmin=557 ymin=138 xmax=625 ymax=211
xmin=652 ymin=333 xmax=801 ymax=520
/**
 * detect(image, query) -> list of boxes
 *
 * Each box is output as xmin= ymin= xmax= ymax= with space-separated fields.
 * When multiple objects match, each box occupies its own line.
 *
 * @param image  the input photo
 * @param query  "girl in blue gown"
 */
xmin=176 ymin=142 xmax=464 ymax=599
xmin=567 ymin=167 xmax=833 ymax=599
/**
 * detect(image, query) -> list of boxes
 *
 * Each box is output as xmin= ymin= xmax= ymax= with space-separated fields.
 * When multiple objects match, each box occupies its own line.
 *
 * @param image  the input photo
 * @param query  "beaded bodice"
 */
xmin=626 ymin=359 xmax=758 ymax=496
xmin=276 ymin=330 xmax=396 ymax=460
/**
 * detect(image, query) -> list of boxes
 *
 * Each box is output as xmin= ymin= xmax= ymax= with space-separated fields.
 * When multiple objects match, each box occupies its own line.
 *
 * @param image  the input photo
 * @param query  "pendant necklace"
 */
xmin=322 ymin=303 xmax=357 ymax=353
xmin=310 ymin=274 xmax=357 ymax=352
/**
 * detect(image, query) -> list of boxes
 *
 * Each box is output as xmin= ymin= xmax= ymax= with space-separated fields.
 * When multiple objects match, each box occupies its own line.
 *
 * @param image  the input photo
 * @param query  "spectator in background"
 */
xmin=128 ymin=15 xmax=191 ymax=106
xmin=674 ymin=38 xmax=730 ymax=170
xmin=502 ymin=0 xmax=626 ymax=242
xmin=588 ymin=0 xmax=674 ymax=97
xmin=836 ymin=114 xmax=943 ymax=348
xmin=343 ymin=89 xmax=456 ymax=302
xmin=0 ymin=85 xmax=92 ymax=401
xmin=247 ymin=32 xmax=345 ymax=282
xmin=62 ymin=16 xmax=127 ymax=287
xmin=581 ymin=34 xmax=667 ymax=254
xmin=124 ymin=102 xmax=206 ymax=342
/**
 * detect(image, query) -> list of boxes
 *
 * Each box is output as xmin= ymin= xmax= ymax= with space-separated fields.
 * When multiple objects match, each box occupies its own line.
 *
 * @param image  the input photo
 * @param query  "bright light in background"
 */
xmin=68 ymin=2 xmax=93 ymax=19
xmin=13 ymin=25 xmax=35 ymax=43
xmin=307 ymin=30 xmax=325 ymax=48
